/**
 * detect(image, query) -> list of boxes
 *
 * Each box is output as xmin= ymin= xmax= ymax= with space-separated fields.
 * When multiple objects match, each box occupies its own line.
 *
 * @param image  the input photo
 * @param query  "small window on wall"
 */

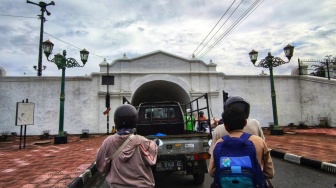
xmin=102 ymin=76 xmax=114 ymax=85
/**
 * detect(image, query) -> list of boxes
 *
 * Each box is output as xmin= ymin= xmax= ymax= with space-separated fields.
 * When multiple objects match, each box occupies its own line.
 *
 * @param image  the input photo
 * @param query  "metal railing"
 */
xmin=298 ymin=58 xmax=336 ymax=80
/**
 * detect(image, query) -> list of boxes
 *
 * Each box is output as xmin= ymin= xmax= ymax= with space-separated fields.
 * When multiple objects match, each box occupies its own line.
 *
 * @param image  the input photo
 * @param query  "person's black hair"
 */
xmin=222 ymin=106 xmax=246 ymax=131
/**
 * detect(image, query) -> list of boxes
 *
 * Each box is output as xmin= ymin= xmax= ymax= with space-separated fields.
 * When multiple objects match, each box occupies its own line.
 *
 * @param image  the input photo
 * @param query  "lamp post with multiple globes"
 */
xmin=42 ymin=39 xmax=89 ymax=144
xmin=248 ymin=44 xmax=294 ymax=135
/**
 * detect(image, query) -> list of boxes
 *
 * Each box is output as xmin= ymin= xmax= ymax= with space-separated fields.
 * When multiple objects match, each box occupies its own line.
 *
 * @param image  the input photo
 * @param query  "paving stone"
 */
xmin=0 ymin=128 xmax=335 ymax=187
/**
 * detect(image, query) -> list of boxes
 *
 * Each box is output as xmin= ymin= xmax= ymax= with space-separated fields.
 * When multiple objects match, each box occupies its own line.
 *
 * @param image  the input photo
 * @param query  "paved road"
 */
xmin=83 ymin=158 xmax=336 ymax=188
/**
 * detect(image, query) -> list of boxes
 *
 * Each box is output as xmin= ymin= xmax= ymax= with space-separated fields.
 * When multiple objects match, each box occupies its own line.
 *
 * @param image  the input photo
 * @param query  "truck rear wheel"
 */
xmin=193 ymin=173 xmax=205 ymax=185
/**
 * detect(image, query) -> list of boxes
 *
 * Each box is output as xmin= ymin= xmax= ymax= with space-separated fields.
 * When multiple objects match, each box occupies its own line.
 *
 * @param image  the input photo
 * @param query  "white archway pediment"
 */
xmin=130 ymin=74 xmax=190 ymax=94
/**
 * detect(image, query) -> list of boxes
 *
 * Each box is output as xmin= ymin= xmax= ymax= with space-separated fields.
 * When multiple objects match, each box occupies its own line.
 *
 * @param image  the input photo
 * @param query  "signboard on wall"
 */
xmin=15 ymin=102 xmax=35 ymax=126
xmin=102 ymin=76 xmax=114 ymax=85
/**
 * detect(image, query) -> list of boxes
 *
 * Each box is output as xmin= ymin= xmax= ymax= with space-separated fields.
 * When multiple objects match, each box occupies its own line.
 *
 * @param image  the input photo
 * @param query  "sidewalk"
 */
xmin=0 ymin=128 xmax=335 ymax=188
xmin=0 ymin=135 xmax=106 ymax=188
xmin=265 ymin=127 xmax=336 ymax=164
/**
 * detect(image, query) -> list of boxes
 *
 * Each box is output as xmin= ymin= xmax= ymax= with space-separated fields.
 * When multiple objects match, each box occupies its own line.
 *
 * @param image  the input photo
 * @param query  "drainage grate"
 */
xmin=321 ymin=162 xmax=336 ymax=174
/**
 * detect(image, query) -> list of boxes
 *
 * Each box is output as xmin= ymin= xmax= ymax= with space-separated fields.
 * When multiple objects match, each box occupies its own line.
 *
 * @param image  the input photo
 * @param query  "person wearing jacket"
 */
xmin=209 ymin=96 xmax=265 ymax=155
xmin=96 ymin=104 xmax=158 ymax=188
xmin=208 ymin=106 xmax=274 ymax=187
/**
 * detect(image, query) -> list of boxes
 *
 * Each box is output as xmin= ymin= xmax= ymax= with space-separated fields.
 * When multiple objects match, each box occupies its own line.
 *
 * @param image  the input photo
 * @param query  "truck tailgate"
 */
xmin=146 ymin=133 xmax=210 ymax=155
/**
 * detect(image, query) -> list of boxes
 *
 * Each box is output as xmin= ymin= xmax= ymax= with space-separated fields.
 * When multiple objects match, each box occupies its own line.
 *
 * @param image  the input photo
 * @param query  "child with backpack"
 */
xmin=208 ymin=107 xmax=274 ymax=188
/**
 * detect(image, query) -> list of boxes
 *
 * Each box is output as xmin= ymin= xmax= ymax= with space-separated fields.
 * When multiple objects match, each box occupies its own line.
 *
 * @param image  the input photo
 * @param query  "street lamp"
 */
xmin=27 ymin=0 xmax=55 ymax=76
xmin=249 ymin=44 xmax=294 ymax=135
xmin=42 ymin=39 xmax=89 ymax=144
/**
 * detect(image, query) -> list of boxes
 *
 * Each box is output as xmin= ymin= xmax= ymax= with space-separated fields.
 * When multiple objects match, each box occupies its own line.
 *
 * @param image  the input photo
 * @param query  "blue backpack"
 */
xmin=213 ymin=133 xmax=269 ymax=188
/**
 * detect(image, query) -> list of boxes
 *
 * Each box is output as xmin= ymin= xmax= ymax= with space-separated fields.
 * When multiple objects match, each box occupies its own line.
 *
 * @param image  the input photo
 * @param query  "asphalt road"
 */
xmin=83 ymin=158 xmax=336 ymax=188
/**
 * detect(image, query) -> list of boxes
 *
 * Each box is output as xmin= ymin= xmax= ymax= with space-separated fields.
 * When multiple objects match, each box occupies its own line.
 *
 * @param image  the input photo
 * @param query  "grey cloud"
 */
xmin=315 ymin=28 xmax=336 ymax=38
xmin=113 ymin=19 xmax=139 ymax=28
xmin=309 ymin=26 xmax=321 ymax=32
xmin=65 ymin=30 xmax=89 ymax=37
xmin=0 ymin=25 xmax=12 ymax=35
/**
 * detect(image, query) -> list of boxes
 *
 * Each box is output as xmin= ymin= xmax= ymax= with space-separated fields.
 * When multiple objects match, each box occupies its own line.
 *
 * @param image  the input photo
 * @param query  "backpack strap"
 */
xmin=222 ymin=135 xmax=231 ymax=141
xmin=222 ymin=132 xmax=251 ymax=141
xmin=240 ymin=132 xmax=252 ymax=140
xmin=111 ymin=134 xmax=134 ymax=160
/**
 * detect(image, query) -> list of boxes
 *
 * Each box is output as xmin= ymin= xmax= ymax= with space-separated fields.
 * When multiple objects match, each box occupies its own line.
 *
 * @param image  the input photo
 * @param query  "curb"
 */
xmin=67 ymin=162 xmax=98 ymax=188
xmin=269 ymin=149 xmax=336 ymax=174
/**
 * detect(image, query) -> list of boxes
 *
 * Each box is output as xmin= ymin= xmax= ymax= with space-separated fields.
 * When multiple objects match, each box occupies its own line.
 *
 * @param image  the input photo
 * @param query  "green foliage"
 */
xmin=310 ymin=62 xmax=326 ymax=77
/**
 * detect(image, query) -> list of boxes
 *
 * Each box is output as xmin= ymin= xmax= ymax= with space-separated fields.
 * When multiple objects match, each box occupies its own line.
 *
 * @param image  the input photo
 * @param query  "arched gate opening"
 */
xmin=131 ymin=80 xmax=190 ymax=107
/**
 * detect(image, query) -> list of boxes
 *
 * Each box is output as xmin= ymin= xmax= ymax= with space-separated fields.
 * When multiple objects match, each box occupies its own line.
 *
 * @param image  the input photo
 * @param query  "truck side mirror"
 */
xmin=153 ymin=138 xmax=163 ymax=146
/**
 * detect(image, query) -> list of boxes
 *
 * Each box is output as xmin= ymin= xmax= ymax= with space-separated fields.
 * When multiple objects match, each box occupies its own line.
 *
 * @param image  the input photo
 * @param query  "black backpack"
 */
xmin=212 ymin=133 xmax=269 ymax=188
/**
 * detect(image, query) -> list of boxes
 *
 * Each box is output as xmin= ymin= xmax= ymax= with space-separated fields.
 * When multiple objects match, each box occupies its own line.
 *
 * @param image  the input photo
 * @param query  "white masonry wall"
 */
xmin=0 ymin=75 xmax=102 ymax=135
xmin=1 ymin=74 xmax=335 ymax=136
xmin=1 ymin=50 xmax=336 ymax=135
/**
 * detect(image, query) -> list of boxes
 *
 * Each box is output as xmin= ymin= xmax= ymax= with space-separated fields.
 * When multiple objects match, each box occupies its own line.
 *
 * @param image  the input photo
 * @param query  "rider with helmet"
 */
xmin=208 ymin=97 xmax=274 ymax=187
xmin=96 ymin=104 xmax=158 ymax=188
xmin=209 ymin=96 xmax=265 ymax=155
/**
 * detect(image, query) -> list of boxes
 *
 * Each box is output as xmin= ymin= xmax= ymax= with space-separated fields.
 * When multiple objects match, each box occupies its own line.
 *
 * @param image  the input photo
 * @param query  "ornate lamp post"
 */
xmin=249 ymin=44 xmax=294 ymax=135
xmin=42 ymin=39 xmax=89 ymax=144
xmin=27 ymin=0 xmax=55 ymax=76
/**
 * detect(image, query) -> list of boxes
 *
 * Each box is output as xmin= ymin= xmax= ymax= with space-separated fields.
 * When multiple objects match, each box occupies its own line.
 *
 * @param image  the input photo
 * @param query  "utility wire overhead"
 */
xmin=223 ymin=0 xmax=265 ymax=41
xmin=198 ymin=0 xmax=263 ymax=59
xmin=3 ymin=1 xmax=264 ymax=63
xmin=195 ymin=0 xmax=243 ymax=58
xmin=4 ymin=3 xmax=118 ymax=63
xmin=192 ymin=0 xmax=264 ymax=60
xmin=0 ymin=13 xmax=112 ymax=62
xmin=190 ymin=0 xmax=237 ymax=58
xmin=43 ymin=31 xmax=111 ymax=61
xmin=0 ymin=13 xmax=37 ymax=19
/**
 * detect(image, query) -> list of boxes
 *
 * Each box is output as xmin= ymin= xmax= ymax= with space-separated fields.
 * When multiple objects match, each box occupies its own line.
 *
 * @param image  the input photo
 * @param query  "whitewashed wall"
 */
xmin=1 ymin=51 xmax=336 ymax=136
xmin=1 ymin=75 xmax=335 ymax=136
xmin=299 ymin=76 xmax=336 ymax=126
xmin=0 ymin=76 xmax=102 ymax=135
xmin=220 ymin=75 xmax=302 ymax=127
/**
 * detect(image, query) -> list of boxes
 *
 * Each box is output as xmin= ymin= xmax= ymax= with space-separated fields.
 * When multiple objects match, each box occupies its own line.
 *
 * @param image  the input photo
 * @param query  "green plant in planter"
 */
xmin=298 ymin=122 xmax=308 ymax=129
xmin=81 ymin=129 xmax=89 ymax=138
xmin=40 ymin=130 xmax=50 ymax=140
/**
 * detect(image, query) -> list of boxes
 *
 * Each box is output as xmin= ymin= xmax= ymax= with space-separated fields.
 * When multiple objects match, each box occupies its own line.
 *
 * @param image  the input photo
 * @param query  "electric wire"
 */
xmin=190 ymin=0 xmax=237 ymax=58
xmin=1 ymin=13 xmax=111 ymax=61
xmin=195 ymin=0 xmax=243 ymax=58
xmin=222 ymin=0 xmax=264 ymax=43
xmin=0 ymin=13 xmax=37 ymax=19
xmin=3 ymin=2 xmax=264 ymax=62
xmin=192 ymin=0 xmax=264 ymax=60
xmin=43 ymin=31 xmax=111 ymax=61
xmin=197 ymin=0 xmax=263 ymax=59
xmin=198 ymin=0 xmax=260 ymax=59
xmin=197 ymin=0 xmax=261 ymax=59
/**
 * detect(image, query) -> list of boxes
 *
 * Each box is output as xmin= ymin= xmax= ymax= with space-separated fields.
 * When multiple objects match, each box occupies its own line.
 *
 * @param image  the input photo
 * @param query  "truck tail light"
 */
xmin=191 ymin=152 xmax=211 ymax=161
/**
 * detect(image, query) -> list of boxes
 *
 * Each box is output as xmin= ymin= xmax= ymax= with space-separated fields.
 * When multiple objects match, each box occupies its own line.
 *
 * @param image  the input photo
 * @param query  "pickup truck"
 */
xmin=135 ymin=94 xmax=212 ymax=185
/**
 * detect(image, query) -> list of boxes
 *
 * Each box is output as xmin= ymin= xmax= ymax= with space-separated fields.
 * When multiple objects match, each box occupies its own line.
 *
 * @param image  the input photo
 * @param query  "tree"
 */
xmin=310 ymin=62 xmax=325 ymax=77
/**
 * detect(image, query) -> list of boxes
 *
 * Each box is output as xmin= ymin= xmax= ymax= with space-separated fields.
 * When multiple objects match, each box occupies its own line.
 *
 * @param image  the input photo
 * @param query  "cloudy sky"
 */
xmin=0 ymin=0 xmax=335 ymax=76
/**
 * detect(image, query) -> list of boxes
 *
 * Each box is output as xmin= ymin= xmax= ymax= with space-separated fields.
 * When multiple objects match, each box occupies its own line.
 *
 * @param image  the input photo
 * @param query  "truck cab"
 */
xmin=137 ymin=101 xmax=185 ymax=136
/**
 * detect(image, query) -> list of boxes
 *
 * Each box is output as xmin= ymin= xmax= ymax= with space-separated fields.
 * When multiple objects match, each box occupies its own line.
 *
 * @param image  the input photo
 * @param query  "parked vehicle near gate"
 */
xmin=132 ymin=94 xmax=212 ymax=185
